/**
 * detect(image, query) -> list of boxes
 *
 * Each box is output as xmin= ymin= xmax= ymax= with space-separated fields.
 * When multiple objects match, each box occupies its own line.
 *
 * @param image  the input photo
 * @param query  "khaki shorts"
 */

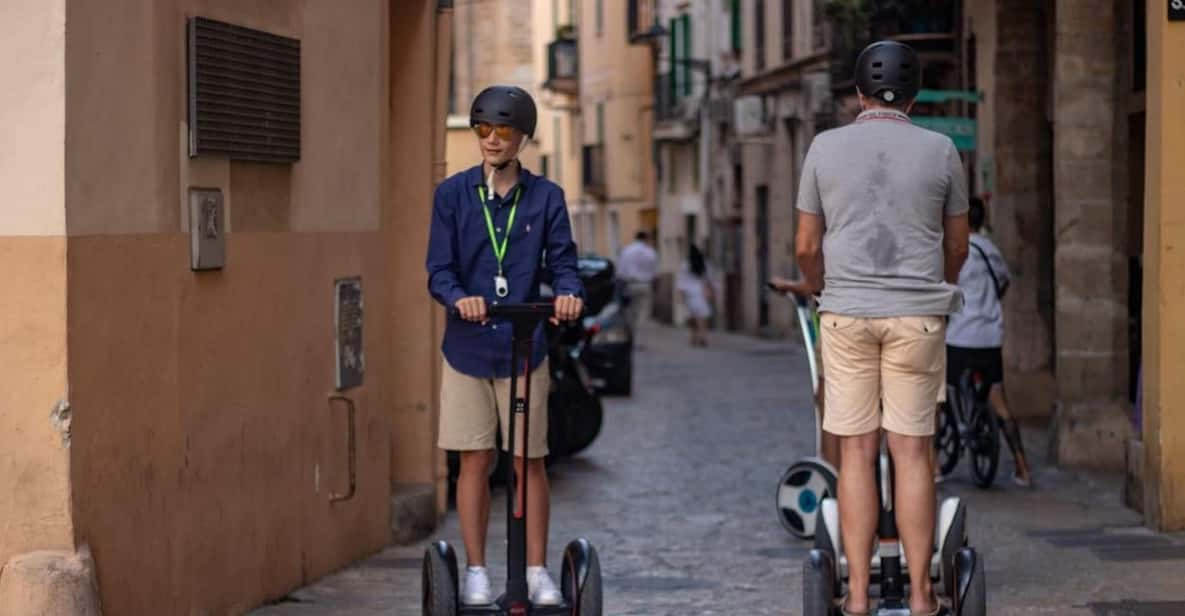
xmin=438 ymin=358 xmax=550 ymax=458
xmin=819 ymin=313 xmax=946 ymax=437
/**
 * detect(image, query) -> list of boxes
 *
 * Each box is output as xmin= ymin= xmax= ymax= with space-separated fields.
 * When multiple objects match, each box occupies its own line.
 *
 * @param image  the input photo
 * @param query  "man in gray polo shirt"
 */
xmin=787 ymin=41 xmax=970 ymax=615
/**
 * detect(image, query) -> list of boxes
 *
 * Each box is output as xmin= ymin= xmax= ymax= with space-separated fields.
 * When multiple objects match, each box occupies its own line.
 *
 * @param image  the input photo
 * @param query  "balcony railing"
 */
xmin=582 ymin=144 xmax=606 ymax=198
xmin=544 ymin=37 xmax=579 ymax=95
xmin=655 ymin=73 xmax=678 ymax=122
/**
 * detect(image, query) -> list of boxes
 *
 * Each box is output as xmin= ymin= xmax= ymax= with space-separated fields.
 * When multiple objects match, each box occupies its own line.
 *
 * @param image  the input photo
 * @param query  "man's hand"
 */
xmin=454 ymin=296 xmax=488 ymax=323
xmin=552 ymin=294 xmax=583 ymax=325
xmin=768 ymin=276 xmax=818 ymax=298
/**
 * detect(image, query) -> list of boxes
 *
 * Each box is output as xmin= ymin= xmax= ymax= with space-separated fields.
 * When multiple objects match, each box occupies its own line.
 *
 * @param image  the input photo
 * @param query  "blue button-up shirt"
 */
xmin=426 ymin=164 xmax=584 ymax=379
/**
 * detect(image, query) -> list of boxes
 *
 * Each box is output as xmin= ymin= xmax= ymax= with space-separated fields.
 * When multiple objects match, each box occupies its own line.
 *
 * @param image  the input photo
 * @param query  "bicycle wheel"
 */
xmin=969 ymin=402 xmax=1000 ymax=488
xmin=935 ymin=401 xmax=961 ymax=477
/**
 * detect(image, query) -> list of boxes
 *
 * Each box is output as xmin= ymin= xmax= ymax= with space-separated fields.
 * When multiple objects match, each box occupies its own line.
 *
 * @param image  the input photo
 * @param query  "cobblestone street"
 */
xmin=254 ymin=323 xmax=1185 ymax=616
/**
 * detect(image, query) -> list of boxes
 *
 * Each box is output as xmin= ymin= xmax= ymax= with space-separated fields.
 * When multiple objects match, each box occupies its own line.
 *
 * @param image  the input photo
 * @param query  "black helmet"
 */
xmin=469 ymin=85 xmax=537 ymax=138
xmin=854 ymin=41 xmax=921 ymax=105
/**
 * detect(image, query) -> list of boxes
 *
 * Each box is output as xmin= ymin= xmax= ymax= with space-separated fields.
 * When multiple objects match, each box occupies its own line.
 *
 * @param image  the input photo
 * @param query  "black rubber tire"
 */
xmin=969 ymin=404 xmax=1000 ymax=489
xmin=956 ymin=549 xmax=987 ymax=616
xmin=935 ymin=402 xmax=961 ymax=477
xmin=578 ymin=546 xmax=603 ymax=616
xmin=803 ymin=549 xmax=837 ymax=616
xmin=422 ymin=548 xmax=457 ymax=616
xmin=551 ymin=386 xmax=604 ymax=458
xmin=776 ymin=459 xmax=838 ymax=540
xmin=940 ymin=501 xmax=968 ymax=599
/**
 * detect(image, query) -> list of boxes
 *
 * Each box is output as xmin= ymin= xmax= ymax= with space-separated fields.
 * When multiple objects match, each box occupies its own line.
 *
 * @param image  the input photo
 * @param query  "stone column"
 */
xmin=1048 ymin=0 xmax=1132 ymax=469
xmin=992 ymin=0 xmax=1057 ymax=419
xmin=1141 ymin=1 xmax=1185 ymax=531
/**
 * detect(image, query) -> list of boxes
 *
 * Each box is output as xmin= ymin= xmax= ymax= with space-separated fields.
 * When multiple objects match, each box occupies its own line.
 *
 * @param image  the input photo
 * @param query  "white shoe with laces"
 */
xmin=527 ymin=566 xmax=563 ymax=606
xmin=462 ymin=566 xmax=493 ymax=605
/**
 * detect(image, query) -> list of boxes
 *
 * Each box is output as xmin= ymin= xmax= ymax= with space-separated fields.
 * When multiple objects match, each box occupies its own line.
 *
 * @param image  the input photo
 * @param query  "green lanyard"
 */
xmin=477 ymin=185 xmax=522 ymax=275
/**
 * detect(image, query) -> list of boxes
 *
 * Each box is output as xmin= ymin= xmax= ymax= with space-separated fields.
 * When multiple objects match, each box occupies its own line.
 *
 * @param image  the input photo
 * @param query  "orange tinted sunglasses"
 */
xmin=473 ymin=122 xmax=517 ymax=140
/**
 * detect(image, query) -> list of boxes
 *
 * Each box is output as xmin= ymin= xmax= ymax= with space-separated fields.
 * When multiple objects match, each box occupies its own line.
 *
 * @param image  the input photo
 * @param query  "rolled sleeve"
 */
xmin=544 ymin=188 xmax=584 ymax=298
xmin=944 ymin=140 xmax=969 ymax=217
xmin=796 ymin=141 xmax=823 ymax=216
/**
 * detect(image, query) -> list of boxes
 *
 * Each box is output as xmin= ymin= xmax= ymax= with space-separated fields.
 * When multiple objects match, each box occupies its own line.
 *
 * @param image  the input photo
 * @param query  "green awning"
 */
xmin=912 ymin=116 xmax=977 ymax=151
xmin=915 ymin=89 xmax=983 ymax=104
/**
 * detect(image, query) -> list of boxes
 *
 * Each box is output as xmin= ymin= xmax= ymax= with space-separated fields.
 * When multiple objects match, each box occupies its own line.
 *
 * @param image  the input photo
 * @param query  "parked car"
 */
xmin=576 ymin=255 xmax=635 ymax=397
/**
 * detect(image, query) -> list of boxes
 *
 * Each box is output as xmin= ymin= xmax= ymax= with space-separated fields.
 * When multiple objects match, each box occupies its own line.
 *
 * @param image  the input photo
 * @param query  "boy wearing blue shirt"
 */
xmin=425 ymin=86 xmax=584 ymax=606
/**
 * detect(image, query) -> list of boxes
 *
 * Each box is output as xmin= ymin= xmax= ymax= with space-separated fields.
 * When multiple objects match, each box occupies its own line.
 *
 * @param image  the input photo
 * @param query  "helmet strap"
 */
xmin=486 ymin=136 xmax=529 ymax=197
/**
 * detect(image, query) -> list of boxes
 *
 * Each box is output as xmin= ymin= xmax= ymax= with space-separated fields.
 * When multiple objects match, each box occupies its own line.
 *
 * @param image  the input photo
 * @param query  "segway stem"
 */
xmin=487 ymin=302 xmax=554 ymax=610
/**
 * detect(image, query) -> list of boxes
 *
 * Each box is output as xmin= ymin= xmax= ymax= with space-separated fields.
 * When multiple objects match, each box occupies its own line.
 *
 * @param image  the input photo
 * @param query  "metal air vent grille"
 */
xmin=187 ymin=17 xmax=301 ymax=163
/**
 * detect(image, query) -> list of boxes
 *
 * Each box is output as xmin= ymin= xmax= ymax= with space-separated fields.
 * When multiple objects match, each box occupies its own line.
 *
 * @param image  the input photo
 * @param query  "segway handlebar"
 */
xmin=487 ymin=302 xmax=556 ymax=318
xmin=766 ymin=282 xmax=812 ymax=308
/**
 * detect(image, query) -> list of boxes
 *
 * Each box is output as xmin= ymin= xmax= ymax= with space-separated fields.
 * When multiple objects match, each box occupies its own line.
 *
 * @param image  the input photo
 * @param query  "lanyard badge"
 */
xmin=477 ymin=185 xmax=522 ymax=298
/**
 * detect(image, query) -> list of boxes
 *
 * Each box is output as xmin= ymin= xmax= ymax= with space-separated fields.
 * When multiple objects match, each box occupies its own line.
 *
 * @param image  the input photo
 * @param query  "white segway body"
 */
xmin=774 ymin=295 xmax=838 ymax=540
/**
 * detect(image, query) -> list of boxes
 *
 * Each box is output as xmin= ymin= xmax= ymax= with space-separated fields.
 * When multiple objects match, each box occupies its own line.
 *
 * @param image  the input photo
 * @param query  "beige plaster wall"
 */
xmin=0 ymin=0 xmax=66 ymax=236
xmin=0 ymin=238 xmax=75 ymax=570
xmin=67 ymin=233 xmax=392 ymax=615
xmin=49 ymin=0 xmax=446 ymax=612
xmin=64 ymin=0 xmax=386 ymax=236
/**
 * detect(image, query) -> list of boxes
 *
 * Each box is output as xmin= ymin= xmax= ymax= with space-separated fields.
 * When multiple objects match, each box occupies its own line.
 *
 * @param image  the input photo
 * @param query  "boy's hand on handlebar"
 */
xmin=551 ymin=295 xmax=583 ymax=325
xmin=454 ymin=296 xmax=488 ymax=324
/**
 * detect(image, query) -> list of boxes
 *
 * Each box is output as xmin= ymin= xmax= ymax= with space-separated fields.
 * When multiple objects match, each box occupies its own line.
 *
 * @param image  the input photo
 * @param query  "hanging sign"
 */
xmin=1171 ymin=0 xmax=1185 ymax=21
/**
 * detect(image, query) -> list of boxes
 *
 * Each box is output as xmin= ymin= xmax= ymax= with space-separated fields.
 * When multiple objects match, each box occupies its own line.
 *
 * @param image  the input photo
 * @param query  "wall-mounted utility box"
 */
xmin=334 ymin=277 xmax=364 ymax=390
xmin=189 ymin=188 xmax=225 ymax=271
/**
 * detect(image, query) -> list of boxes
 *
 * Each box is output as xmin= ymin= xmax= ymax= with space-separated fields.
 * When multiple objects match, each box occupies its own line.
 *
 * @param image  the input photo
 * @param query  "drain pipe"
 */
xmin=433 ymin=0 xmax=454 ymax=186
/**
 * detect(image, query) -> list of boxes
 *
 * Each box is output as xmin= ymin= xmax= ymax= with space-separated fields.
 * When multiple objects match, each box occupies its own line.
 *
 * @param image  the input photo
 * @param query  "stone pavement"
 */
xmin=251 ymin=322 xmax=1185 ymax=616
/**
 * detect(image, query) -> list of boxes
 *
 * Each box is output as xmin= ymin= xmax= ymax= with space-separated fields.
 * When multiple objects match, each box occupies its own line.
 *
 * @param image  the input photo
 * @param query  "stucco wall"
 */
xmin=0 ymin=0 xmax=66 ymax=235
xmin=47 ymin=0 xmax=443 ymax=612
xmin=0 ymin=0 xmax=75 ymax=576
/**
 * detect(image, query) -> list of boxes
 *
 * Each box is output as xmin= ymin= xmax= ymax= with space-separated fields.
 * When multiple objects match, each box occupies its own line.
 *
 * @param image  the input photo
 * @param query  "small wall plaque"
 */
xmin=188 ymin=188 xmax=225 ymax=270
xmin=1173 ymin=0 xmax=1185 ymax=21
xmin=334 ymin=277 xmax=364 ymax=390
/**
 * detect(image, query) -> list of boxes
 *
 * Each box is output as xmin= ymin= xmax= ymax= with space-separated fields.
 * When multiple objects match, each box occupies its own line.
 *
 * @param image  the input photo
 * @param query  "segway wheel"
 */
xmin=803 ymin=548 xmax=837 ymax=616
xmin=953 ymin=547 xmax=987 ymax=616
xmin=969 ymin=405 xmax=1000 ymax=489
xmin=422 ymin=542 xmax=458 ymax=616
xmin=935 ymin=402 xmax=961 ymax=477
xmin=561 ymin=538 xmax=602 ymax=616
xmin=777 ymin=458 xmax=838 ymax=539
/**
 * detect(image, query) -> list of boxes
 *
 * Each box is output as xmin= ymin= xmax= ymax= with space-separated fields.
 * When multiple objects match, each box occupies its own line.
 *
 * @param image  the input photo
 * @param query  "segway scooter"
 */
xmin=770 ymin=287 xmax=839 ymax=540
xmin=423 ymin=302 xmax=603 ymax=616
xmin=803 ymin=442 xmax=987 ymax=615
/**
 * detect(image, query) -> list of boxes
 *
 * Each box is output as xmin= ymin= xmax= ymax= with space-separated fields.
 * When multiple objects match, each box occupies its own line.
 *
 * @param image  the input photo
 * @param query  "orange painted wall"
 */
xmin=43 ymin=0 xmax=447 ymax=612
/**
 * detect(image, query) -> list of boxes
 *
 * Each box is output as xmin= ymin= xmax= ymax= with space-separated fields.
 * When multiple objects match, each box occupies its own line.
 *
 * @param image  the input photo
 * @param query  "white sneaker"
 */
xmin=462 ymin=566 xmax=493 ymax=605
xmin=527 ymin=566 xmax=563 ymax=606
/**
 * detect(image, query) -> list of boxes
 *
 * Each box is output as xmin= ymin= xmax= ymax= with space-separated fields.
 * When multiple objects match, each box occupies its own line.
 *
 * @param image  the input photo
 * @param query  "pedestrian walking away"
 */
xmin=425 ymin=85 xmax=585 ymax=607
xmin=785 ymin=40 xmax=971 ymax=615
xmin=617 ymin=230 xmax=658 ymax=347
xmin=944 ymin=196 xmax=1033 ymax=487
xmin=677 ymin=244 xmax=717 ymax=348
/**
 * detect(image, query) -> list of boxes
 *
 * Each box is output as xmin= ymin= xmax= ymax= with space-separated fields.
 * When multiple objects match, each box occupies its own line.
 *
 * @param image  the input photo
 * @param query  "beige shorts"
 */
xmin=438 ymin=358 xmax=550 ymax=458
xmin=819 ymin=313 xmax=946 ymax=437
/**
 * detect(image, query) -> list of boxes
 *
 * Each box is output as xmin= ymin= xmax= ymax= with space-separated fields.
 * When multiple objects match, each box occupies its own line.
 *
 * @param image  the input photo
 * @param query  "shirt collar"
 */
xmin=468 ymin=163 xmax=533 ymax=199
xmin=855 ymin=108 xmax=912 ymax=123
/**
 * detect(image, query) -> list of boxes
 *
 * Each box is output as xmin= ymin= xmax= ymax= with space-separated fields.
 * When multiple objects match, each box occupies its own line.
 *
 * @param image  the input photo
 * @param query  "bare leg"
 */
xmin=512 ymin=456 xmax=551 ymax=566
xmin=989 ymin=384 xmax=1031 ymax=481
xmin=817 ymin=382 xmax=842 ymax=469
xmin=886 ymin=432 xmax=937 ymax=614
xmin=839 ymin=431 xmax=880 ymax=614
xmin=458 ymin=450 xmax=496 ymax=566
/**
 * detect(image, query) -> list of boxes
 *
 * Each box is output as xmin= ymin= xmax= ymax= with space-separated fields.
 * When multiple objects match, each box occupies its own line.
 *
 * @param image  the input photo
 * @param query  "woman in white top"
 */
xmin=677 ymin=244 xmax=716 ymax=347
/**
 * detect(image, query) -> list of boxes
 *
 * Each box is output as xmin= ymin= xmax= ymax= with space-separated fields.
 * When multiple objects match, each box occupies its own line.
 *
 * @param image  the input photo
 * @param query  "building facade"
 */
xmin=576 ymin=0 xmax=658 ymax=260
xmin=0 ymin=0 xmax=451 ymax=612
